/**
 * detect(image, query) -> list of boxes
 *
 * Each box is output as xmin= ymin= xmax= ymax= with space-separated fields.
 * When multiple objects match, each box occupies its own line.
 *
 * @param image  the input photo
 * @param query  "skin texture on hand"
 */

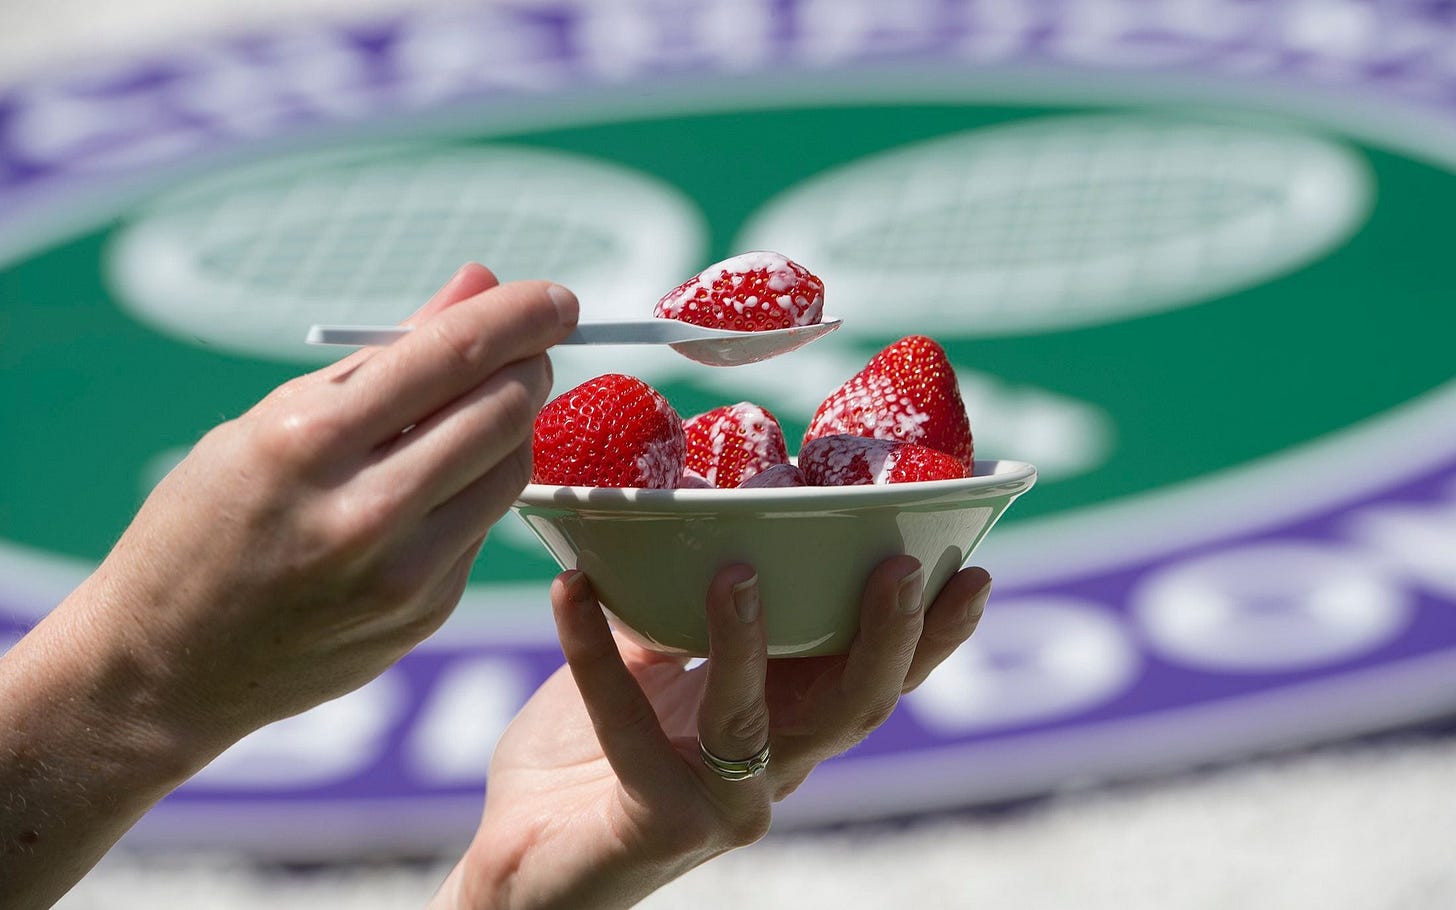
xmin=437 ymin=559 xmax=993 ymax=910
xmin=0 ymin=264 xmax=578 ymax=909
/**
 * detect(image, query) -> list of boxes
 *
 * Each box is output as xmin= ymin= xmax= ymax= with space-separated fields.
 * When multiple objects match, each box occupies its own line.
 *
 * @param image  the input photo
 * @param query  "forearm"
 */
xmin=0 ymin=578 xmax=220 ymax=909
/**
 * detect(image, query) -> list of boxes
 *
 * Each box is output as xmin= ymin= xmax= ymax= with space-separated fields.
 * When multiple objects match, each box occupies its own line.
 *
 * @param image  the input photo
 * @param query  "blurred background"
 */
xmin=3 ymin=0 xmax=1455 ymax=907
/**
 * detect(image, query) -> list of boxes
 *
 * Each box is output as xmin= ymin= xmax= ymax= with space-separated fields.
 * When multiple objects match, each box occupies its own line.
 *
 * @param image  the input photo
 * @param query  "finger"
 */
xmin=816 ymin=556 xmax=926 ymax=752
xmin=405 ymin=439 xmax=535 ymax=567
xmin=901 ymin=568 xmax=992 ymax=694
xmin=369 ymin=351 xmax=551 ymax=511
xmin=336 ymin=280 xmax=577 ymax=444
xmin=247 ymin=263 xmax=501 ymax=423
xmin=550 ymin=571 xmax=684 ymax=793
xmin=383 ymin=533 xmax=487 ymax=649
xmin=318 ymin=262 xmax=501 ymax=385
xmin=697 ymin=566 xmax=772 ymax=776
xmin=617 ymin=633 xmax=694 ymax=670
xmin=410 ymin=262 xmax=501 ymax=324
xmin=426 ymin=532 xmax=489 ymax=620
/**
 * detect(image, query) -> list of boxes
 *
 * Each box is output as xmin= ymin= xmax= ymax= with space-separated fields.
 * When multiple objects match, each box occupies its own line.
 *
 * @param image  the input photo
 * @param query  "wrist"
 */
xmin=426 ymin=860 xmax=472 ymax=910
xmin=444 ymin=826 xmax=528 ymax=910
xmin=446 ymin=810 xmax=724 ymax=910
xmin=28 ymin=574 xmax=231 ymax=791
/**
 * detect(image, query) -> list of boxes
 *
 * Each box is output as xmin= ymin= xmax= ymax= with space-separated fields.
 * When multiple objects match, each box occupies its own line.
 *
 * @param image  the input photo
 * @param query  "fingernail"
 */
xmin=547 ymin=284 xmax=579 ymax=327
xmin=733 ymin=575 xmax=761 ymax=623
xmin=898 ymin=568 xmax=925 ymax=615
xmin=566 ymin=572 xmax=593 ymax=606
xmin=965 ymin=579 xmax=993 ymax=624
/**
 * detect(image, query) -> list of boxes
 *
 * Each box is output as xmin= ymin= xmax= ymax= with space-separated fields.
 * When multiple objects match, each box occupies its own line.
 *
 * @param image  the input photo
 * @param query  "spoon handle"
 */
xmin=305 ymin=320 xmax=720 ymax=347
xmin=563 ymin=320 xmax=718 ymax=344
xmin=305 ymin=325 xmax=410 ymax=346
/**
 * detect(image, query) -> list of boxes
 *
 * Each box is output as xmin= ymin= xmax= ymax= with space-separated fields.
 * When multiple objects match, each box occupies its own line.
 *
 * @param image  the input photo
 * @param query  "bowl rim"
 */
xmin=514 ymin=458 xmax=1037 ymax=514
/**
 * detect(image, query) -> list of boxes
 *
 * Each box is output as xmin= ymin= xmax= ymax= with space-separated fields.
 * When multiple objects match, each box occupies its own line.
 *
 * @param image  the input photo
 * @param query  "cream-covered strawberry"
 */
xmin=800 ymin=435 xmax=967 ymax=486
xmin=803 ymin=335 xmax=973 ymax=470
xmin=654 ymin=252 xmax=825 ymax=332
xmin=682 ymin=401 xmax=789 ymax=489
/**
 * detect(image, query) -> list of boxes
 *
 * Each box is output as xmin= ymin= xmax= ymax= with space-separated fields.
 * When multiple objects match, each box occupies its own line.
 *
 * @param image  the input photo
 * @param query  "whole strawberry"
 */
xmin=683 ymin=401 xmax=789 ymax=489
xmin=532 ymin=374 xmax=685 ymax=489
xmin=800 ymin=435 xmax=968 ymax=486
xmin=803 ymin=335 xmax=973 ymax=470
xmin=654 ymin=251 xmax=825 ymax=332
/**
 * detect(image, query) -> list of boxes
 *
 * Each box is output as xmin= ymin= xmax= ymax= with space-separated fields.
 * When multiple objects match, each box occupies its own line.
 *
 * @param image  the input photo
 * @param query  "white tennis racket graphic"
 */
xmin=105 ymin=142 xmax=707 ymax=362
xmin=736 ymin=113 xmax=1373 ymax=336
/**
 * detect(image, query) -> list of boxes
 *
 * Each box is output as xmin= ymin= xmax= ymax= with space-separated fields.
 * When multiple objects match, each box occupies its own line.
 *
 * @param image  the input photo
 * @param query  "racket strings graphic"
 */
xmin=169 ymin=161 xmax=613 ymax=304
xmin=846 ymin=179 xmax=1268 ymax=267
xmin=106 ymin=146 xmax=705 ymax=360
xmin=739 ymin=116 xmax=1372 ymax=332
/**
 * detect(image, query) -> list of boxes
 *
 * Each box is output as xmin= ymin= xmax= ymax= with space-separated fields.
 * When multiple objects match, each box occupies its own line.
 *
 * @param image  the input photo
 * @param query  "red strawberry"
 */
xmin=803 ymin=335 xmax=973 ymax=470
xmin=654 ymin=251 xmax=825 ymax=332
xmin=738 ymin=463 xmax=807 ymax=488
xmin=532 ymin=374 xmax=684 ymax=489
xmin=800 ymin=435 xmax=968 ymax=486
xmin=683 ymin=401 xmax=790 ymax=489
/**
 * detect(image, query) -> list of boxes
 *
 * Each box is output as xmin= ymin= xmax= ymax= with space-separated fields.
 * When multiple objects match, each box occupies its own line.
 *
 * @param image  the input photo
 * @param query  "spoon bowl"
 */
xmin=305 ymin=318 xmax=843 ymax=367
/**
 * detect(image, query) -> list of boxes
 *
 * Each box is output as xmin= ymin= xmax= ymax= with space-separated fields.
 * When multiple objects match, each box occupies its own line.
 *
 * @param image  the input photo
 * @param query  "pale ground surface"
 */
xmin=52 ymin=732 xmax=1456 ymax=909
xmin=5 ymin=1 xmax=1456 ymax=907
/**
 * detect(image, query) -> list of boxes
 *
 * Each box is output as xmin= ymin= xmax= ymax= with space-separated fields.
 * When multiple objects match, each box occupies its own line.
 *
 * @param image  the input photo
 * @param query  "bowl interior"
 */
xmin=511 ymin=459 xmax=1036 ymax=657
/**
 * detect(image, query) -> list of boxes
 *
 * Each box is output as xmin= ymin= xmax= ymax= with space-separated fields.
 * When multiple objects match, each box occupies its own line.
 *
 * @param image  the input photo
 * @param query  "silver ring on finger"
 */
xmin=698 ymin=737 xmax=771 ymax=782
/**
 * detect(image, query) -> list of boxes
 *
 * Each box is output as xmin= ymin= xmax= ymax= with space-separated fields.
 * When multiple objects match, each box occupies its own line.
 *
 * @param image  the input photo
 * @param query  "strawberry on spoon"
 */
xmin=309 ymin=252 xmax=836 ymax=367
xmin=654 ymin=251 xmax=825 ymax=332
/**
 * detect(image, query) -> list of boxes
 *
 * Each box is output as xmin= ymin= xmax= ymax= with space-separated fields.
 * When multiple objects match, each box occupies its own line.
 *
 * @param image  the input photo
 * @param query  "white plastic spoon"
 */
xmin=305 ymin=318 xmax=843 ymax=367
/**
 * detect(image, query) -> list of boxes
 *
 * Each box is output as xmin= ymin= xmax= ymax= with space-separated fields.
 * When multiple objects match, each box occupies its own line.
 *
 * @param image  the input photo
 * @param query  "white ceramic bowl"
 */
xmin=510 ymin=459 xmax=1036 ymax=657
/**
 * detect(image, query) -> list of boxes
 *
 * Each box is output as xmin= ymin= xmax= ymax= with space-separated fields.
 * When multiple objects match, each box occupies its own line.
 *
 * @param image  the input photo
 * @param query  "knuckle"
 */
xmin=922 ymin=618 xmax=969 ymax=656
xmin=427 ymin=318 xmax=492 ymax=374
xmin=723 ymin=805 xmax=772 ymax=848
xmin=253 ymin=407 xmax=343 ymax=468
xmin=718 ymin=707 xmax=770 ymax=754
xmin=393 ymin=599 xmax=453 ymax=643
xmin=187 ymin=422 xmax=232 ymax=462
xmin=263 ymin=373 xmax=312 ymax=405
xmin=319 ymin=487 xmax=403 ymax=557
xmin=853 ymin=696 xmax=901 ymax=739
